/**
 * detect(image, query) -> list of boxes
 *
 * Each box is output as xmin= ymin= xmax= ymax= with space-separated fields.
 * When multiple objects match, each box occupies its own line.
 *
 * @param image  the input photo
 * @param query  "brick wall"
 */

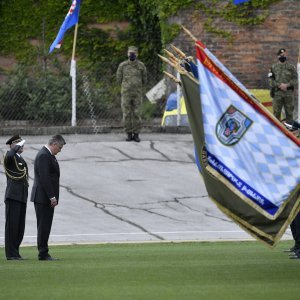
xmin=171 ymin=0 xmax=299 ymax=89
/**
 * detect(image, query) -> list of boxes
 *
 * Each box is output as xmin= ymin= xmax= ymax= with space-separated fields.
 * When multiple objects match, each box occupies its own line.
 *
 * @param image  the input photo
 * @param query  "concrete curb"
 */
xmin=0 ymin=125 xmax=191 ymax=136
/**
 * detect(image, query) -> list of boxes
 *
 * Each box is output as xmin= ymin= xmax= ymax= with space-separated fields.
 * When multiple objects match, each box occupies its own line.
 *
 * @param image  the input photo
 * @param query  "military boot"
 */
xmin=126 ymin=132 xmax=133 ymax=141
xmin=133 ymin=133 xmax=140 ymax=142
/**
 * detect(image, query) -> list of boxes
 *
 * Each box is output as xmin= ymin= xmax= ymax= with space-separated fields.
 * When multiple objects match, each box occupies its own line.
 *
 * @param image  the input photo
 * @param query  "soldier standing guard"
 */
xmin=268 ymin=48 xmax=298 ymax=123
xmin=3 ymin=135 xmax=29 ymax=260
xmin=117 ymin=46 xmax=147 ymax=142
xmin=269 ymin=49 xmax=300 ymax=260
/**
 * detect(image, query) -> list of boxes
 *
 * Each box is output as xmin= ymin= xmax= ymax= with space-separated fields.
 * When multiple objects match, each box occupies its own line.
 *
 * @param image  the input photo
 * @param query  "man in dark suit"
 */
xmin=31 ymin=134 xmax=66 ymax=261
xmin=3 ymin=135 xmax=28 ymax=260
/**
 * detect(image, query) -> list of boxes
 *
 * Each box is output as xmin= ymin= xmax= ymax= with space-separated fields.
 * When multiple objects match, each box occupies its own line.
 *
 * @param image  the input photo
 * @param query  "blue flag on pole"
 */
xmin=49 ymin=0 xmax=81 ymax=54
xmin=233 ymin=0 xmax=250 ymax=4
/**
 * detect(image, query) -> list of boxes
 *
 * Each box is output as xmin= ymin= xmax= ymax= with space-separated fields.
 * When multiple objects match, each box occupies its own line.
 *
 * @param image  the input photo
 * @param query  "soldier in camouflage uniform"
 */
xmin=268 ymin=48 xmax=298 ymax=122
xmin=269 ymin=50 xmax=300 ymax=260
xmin=116 ymin=46 xmax=147 ymax=142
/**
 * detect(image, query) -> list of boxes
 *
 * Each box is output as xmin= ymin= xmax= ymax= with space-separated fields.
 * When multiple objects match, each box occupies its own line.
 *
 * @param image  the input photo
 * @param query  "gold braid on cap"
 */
xmin=3 ymin=153 xmax=28 ymax=180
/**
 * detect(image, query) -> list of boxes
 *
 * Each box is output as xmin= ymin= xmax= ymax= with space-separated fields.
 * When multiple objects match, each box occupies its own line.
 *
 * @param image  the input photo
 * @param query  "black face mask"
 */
xmin=129 ymin=53 xmax=137 ymax=61
xmin=278 ymin=56 xmax=287 ymax=63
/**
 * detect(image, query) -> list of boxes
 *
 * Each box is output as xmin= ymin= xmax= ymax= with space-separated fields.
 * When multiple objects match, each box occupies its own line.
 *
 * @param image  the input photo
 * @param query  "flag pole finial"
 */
xmin=163 ymin=71 xmax=181 ymax=85
xmin=181 ymin=26 xmax=197 ymax=42
xmin=170 ymin=44 xmax=186 ymax=59
xmin=158 ymin=54 xmax=186 ymax=74
xmin=157 ymin=54 xmax=177 ymax=69
xmin=163 ymin=49 xmax=180 ymax=64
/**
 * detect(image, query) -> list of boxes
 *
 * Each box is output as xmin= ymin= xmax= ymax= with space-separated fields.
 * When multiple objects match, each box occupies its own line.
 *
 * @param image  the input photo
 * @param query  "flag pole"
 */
xmin=71 ymin=23 xmax=78 ymax=61
xmin=176 ymin=71 xmax=181 ymax=126
xmin=70 ymin=23 xmax=79 ymax=127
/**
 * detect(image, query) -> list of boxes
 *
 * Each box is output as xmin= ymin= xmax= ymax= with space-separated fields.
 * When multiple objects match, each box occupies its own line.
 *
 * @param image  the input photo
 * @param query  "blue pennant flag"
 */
xmin=233 ymin=0 xmax=250 ymax=4
xmin=49 ymin=0 xmax=81 ymax=54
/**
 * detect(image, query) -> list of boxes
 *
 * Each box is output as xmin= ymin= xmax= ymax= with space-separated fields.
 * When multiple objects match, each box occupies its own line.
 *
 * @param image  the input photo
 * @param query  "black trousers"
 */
xmin=34 ymin=202 xmax=54 ymax=258
xmin=5 ymin=199 xmax=27 ymax=258
xmin=290 ymin=212 xmax=300 ymax=249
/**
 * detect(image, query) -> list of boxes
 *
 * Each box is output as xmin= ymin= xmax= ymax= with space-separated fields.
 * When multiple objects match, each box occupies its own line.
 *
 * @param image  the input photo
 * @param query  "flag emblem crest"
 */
xmin=216 ymin=105 xmax=252 ymax=146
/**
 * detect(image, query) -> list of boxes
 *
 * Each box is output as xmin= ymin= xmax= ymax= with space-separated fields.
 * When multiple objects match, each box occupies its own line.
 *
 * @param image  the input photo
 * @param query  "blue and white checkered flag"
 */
xmin=196 ymin=45 xmax=300 ymax=219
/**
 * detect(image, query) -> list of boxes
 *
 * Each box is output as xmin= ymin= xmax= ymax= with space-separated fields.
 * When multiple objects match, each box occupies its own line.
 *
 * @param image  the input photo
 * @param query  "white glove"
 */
xmin=16 ymin=140 xmax=26 ymax=147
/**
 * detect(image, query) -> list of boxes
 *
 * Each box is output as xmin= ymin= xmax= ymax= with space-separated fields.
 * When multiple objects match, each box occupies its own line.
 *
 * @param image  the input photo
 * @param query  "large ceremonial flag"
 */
xmin=49 ymin=0 xmax=81 ymax=53
xmin=180 ymin=42 xmax=300 ymax=246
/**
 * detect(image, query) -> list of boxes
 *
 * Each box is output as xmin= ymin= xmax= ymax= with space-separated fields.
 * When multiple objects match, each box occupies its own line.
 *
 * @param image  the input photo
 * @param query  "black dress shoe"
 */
xmin=17 ymin=256 xmax=27 ymax=260
xmin=289 ymin=254 xmax=300 ymax=259
xmin=283 ymin=246 xmax=296 ymax=253
xmin=39 ymin=256 xmax=59 ymax=261
xmin=7 ymin=257 xmax=23 ymax=260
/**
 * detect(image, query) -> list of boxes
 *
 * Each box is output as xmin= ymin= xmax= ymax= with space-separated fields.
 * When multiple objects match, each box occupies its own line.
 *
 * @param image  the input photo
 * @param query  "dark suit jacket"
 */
xmin=4 ymin=148 xmax=28 ymax=203
xmin=31 ymin=146 xmax=60 ymax=204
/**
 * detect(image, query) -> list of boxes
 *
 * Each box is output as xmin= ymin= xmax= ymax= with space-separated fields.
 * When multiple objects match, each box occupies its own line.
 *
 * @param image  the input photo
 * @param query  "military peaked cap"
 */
xmin=6 ymin=134 xmax=23 ymax=145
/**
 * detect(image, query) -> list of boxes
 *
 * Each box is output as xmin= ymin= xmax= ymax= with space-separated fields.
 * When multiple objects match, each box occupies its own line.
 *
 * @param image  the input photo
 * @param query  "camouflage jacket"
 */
xmin=116 ymin=59 xmax=147 ymax=93
xmin=269 ymin=61 xmax=298 ymax=90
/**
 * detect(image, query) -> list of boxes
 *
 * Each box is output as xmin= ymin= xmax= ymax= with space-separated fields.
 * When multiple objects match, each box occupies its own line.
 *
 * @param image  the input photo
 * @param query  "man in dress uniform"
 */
xmin=117 ymin=46 xmax=147 ymax=142
xmin=31 ymin=134 xmax=66 ymax=261
xmin=3 ymin=135 xmax=28 ymax=260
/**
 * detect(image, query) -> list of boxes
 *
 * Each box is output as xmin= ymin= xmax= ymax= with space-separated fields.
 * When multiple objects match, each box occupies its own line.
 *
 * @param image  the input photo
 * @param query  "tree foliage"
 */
xmin=0 ymin=0 xmax=281 ymax=121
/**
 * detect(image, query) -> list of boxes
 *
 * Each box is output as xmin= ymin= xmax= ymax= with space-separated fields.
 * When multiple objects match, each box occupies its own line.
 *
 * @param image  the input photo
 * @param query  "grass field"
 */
xmin=0 ymin=241 xmax=299 ymax=300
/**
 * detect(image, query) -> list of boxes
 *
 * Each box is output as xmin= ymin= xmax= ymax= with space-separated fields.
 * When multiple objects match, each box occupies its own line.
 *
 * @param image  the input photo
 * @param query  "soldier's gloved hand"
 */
xmin=13 ymin=145 xmax=22 ymax=152
xmin=16 ymin=140 xmax=25 ymax=147
xmin=14 ymin=140 xmax=25 ymax=151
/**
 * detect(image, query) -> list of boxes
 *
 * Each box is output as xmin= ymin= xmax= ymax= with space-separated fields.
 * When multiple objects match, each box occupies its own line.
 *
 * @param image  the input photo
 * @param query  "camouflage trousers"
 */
xmin=272 ymin=91 xmax=294 ymax=122
xmin=121 ymin=93 xmax=142 ymax=134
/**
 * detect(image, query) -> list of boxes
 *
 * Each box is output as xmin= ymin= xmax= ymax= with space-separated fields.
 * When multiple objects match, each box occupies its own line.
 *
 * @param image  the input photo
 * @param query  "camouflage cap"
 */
xmin=128 ymin=46 xmax=138 ymax=53
xmin=277 ymin=48 xmax=286 ymax=55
